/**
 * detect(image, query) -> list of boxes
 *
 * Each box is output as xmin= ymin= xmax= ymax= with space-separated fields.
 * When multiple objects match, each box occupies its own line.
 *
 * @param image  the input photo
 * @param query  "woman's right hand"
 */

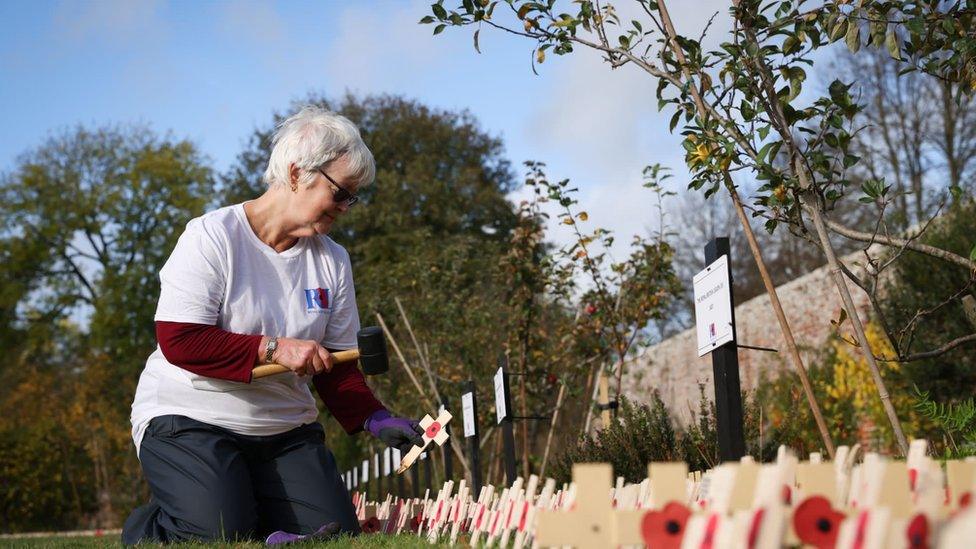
xmin=263 ymin=337 xmax=333 ymax=376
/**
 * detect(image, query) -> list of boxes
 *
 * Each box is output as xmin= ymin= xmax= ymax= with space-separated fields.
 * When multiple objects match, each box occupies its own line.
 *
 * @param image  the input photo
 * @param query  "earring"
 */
xmin=290 ymin=183 xmax=298 ymax=193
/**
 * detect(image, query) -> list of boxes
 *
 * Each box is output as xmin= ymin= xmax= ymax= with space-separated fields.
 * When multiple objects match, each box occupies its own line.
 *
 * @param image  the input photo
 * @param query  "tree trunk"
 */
xmin=797 ymin=160 xmax=909 ymax=455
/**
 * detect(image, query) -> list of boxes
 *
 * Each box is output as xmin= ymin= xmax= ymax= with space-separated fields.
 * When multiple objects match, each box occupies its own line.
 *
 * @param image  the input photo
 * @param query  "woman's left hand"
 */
xmin=364 ymin=409 xmax=424 ymax=453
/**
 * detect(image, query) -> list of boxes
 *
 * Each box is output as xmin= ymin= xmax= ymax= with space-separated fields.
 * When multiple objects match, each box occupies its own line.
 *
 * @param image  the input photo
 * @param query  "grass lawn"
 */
xmin=0 ymin=534 xmax=453 ymax=548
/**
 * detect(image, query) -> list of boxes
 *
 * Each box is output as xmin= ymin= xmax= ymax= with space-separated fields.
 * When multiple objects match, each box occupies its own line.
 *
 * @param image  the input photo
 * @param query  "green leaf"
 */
xmin=830 ymin=20 xmax=848 ymax=42
xmin=757 ymin=141 xmax=776 ymax=163
xmin=432 ymin=3 xmax=447 ymax=19
xmin=669 ymin=111 xmax=681 ymax=132
xmin=842 ymin=154 xmax=860 ymax=168
xmin=758 ymin=125 xmax=770 ymax=140
xmin=885 ymin=29 xmax=901 ymax=60
xmin=845 ymin=20 xmax=861 ymax=53
xmin=419 ymin=15 xmax=436 ymax=24
xmin=789 ymin=77 xmax=803 ymax=101
xmin=969 ymin=243 xmax=976 ymax=263
xmin=782 ymin=35 xmax=799 ymax=55
xmin=473 ymin=29 xmax=481 ymax=53
xmin=433 ymin=23 xmax=447 ymax=35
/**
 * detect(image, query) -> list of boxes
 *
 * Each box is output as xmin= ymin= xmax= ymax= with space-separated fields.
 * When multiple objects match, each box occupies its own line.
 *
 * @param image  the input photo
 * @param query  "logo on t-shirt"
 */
xmin=303 ymin=288 xmax=331 ymax=312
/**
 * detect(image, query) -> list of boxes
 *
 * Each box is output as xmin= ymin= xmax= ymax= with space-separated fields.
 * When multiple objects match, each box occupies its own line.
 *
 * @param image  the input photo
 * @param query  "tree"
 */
xmin=0 ymin=125 xmax=214 ymax=528
xmin=834 ymin=48 xmax=976 ymax=229
xmin=423 ymin=0 xmax=976 ymax=455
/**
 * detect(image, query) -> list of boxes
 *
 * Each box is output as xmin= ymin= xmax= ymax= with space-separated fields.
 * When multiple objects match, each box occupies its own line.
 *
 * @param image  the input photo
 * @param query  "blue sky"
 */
xmin=1 ymin=0 xmax=737 ymax=256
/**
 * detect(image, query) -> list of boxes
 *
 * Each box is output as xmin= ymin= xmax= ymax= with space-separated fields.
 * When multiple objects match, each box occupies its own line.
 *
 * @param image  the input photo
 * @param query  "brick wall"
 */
xmin=621 ymin=250 xmax=876 ymax=424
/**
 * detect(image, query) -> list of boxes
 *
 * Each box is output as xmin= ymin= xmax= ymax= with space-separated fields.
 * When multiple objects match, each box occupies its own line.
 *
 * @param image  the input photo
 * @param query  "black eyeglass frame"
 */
xmin=316 ymin=167 xmax=360 ymax=206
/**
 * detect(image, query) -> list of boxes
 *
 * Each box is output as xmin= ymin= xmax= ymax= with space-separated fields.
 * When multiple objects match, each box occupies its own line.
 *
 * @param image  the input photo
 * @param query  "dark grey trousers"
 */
xmin=122 ymin=415 xmax=360 ymax=544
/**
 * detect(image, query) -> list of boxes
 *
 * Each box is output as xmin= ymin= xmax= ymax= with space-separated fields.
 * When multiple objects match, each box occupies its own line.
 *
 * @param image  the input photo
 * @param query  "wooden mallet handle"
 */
xmin=252 ymin=348 xmax=359 ymax=379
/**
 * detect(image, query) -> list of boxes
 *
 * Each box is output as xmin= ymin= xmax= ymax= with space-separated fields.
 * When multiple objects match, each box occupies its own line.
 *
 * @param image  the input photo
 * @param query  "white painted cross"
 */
xmin=397 ymin=410 xmax=453 ymax=474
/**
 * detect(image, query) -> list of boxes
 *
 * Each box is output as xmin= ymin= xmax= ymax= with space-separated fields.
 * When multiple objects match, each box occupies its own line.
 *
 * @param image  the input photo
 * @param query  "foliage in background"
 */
xmin=549 ymin=394 xmax=687 ymax=483
xmin=755 ymin=322 xmax=930 ymax=455
xmin=0 ymin=126 xmax=213 ymax=530
xmin=913 ymin=386 xmax=976 ymax=458
xmin=550 ymin=386 xmax=805 ymax=483
xmin=519 ymin=162 xmax=682 ymax=432
xmin=880 ymin=200 xmax=976 ymax=402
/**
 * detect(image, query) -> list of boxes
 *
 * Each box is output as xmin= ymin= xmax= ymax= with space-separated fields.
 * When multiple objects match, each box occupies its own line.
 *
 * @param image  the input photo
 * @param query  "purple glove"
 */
xmin=365 ymin=409 xmax=424 ymax=453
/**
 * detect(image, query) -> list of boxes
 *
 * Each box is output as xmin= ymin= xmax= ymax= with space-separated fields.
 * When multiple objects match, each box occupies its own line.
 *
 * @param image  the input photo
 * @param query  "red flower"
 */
xmin=409 ymin=513 xmax=423 ymax=533
xmin=961 ymin=491 xmax=973 ymax=509
xmin=906 ymin=514 xmax=929 ymax=549
xmin=585 ymin=304 xmax=597 ymax=315
xmin=360 ymin=516 xmax=381 ymax=534
xmin=793 ymin=495 xmax=845 ymax=549
xmin=640 ymin=501 xmax=692 ymax=549
xmin=425 ymin=421 xmax=441 ymax=439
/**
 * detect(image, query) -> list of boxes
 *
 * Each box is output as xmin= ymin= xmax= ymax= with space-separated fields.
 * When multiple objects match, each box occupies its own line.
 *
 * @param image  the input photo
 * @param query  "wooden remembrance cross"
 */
xmin=535 ymin=463 xmax=615 ymax=549
xmin=396 ymin=410 xmax=452 ymax=474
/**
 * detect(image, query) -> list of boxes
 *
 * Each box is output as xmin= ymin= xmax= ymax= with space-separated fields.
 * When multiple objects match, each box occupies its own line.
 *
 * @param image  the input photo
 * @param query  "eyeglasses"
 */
xmin=316 ymin=168 xmax=360 ymax=206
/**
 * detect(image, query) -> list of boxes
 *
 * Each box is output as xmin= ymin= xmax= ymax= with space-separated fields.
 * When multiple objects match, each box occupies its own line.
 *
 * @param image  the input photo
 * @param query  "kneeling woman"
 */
xmin=123 ymin=106 xmax=422 ymax=543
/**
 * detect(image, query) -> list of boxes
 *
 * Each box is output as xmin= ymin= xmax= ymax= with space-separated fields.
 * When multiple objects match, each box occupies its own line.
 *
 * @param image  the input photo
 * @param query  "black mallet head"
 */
xmin=357 ymin=326 xmax=388 ymax=375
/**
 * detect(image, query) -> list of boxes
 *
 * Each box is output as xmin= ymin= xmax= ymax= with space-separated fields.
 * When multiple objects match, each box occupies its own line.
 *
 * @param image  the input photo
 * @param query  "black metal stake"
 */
xmin=705 ymin=237 xmax=746 ymax=461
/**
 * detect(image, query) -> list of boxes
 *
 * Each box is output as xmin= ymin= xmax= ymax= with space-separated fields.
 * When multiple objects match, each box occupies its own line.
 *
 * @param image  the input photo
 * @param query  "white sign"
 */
xmin=361 ymin=460 xmax=368 ymax=483
xmin=383 ymin=447 xmax=391 ymax=476
xmin=462 ymin=391 xmax=476 ymax=437
xmin=693 ymin=254 xmax=734 ymax=357
xmin=494 ymin=366 xmax=507 ymax=424
xmin=373 ymin=453 xmax=379 ymax=477
xmin=393 ymin=448 xmax=402 ymax=470
xmin=354 ymin=466 xmax=359 ymax=487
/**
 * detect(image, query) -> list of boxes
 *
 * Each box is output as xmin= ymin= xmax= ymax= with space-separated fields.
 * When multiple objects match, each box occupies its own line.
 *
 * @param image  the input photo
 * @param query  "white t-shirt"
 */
xmin=129 ymin=203 xmax=360 ymax=454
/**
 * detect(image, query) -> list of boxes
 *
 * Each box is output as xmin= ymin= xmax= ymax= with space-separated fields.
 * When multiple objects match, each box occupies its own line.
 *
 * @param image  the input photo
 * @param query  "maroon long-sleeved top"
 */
xmin=155 ymin=321 xmax=385 ymax=433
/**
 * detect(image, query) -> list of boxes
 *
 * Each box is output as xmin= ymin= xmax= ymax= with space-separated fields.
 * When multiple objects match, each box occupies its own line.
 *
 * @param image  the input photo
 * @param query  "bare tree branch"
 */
xmin=824 ymin=218 xmax=976 ymax=271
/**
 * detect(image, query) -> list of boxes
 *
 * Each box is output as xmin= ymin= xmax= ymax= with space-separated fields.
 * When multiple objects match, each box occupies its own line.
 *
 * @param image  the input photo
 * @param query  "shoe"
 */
xmin=265 ymin=521 xmax=341 ymax=545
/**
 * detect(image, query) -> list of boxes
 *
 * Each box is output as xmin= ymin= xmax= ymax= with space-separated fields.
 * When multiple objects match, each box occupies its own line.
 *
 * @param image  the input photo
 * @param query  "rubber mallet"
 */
xmin=251 ymin=326 xmax=389 ymax=378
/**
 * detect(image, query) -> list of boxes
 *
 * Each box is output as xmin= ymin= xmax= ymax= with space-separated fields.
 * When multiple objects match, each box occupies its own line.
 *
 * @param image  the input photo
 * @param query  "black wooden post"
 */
xmin=497 ymin=355 xmax=518 ymax=485
xmin=462 ymin=380 xmax=482 ymax=495
xmin=410 ymin=458 xmax=420 ymax=498
xmin=705 ymin=237 xmax=746 ymax=461
xmin=440 ymin=399 xmax=454 ymax=481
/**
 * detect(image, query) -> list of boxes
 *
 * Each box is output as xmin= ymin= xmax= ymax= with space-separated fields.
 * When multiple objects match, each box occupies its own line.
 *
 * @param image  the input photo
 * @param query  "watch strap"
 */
xmin=264 ymin=336 xmax=278 ymax=363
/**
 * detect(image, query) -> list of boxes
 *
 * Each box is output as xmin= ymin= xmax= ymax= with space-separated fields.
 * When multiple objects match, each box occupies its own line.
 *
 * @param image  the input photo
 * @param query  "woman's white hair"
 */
xmin=264 ymin=105 xmax=375 ymax=189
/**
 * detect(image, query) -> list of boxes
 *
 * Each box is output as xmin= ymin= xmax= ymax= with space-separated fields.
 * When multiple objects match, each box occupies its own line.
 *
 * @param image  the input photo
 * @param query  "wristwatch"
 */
xmin=264 ymin=336 xmax=278 ymax=363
